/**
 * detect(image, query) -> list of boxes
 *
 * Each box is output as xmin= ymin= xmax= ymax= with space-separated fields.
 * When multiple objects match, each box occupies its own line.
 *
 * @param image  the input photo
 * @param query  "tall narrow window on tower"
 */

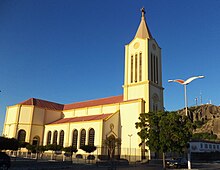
xmin=135 ymin=54 xmax=138 ymax=82
xmin=131 ymin=55 xmax=133 ymax=83
xmin=154 ymin=55 xmax=156 ymax=83
xmin=151 ymin=53 xmax=153 ymax=82
xmin=139 ymin=53 xmax=142 ymax=81
xmin=156 ymin=57 xmax=158 ymax=84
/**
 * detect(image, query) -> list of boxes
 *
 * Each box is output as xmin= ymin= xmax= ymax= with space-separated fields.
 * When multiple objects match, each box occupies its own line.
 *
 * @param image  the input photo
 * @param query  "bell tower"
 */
xmin=123 ymin=8 xmax=164 ymax=112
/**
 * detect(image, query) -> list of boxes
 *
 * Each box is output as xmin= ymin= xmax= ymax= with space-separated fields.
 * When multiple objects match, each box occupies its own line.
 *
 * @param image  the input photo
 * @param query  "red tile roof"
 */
xmin=49 ymin=113 xmax=112 ymax=124
xmin=19 ymin=95 xmax=123 ymax=111
xmin=19 ymin=98 xmax=64 ymax=110
xmin=63 ymin=95 xmax=123 ymax=110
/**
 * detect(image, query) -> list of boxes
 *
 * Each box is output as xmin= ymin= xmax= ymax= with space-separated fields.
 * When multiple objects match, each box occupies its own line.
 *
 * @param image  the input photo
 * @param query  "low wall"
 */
xmin=191 ymin=152 xmax=220 ymax=162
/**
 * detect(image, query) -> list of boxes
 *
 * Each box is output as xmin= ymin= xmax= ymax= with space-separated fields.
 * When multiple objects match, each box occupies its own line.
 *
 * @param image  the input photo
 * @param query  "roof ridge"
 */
xmin=49 ymin=113 xmax=113 ymax=125
xmin=18 ymin=95 xmax=124 ymax=111
xmin=20 ymin=97 xmax=64 ymax=105
xmin=63 ymin=95 xmax=123 ymax=110
xmin=65 ymin=95 xmax=123 ymax=105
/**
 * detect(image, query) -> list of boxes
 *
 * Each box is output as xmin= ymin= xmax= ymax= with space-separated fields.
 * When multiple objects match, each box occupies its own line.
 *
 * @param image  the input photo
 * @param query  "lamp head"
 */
xmin=198 ymin=75 xmax=205 ymax=79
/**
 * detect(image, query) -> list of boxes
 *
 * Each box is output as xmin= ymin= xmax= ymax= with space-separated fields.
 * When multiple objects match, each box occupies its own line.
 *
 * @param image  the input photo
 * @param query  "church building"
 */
xmin=2 ymin=8 xmax=164 ymax=160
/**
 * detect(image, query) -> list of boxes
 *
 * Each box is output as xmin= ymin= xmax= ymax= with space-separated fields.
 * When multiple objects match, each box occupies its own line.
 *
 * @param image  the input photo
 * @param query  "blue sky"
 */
xmin=0 ymin=0 xmax=220 ymax=134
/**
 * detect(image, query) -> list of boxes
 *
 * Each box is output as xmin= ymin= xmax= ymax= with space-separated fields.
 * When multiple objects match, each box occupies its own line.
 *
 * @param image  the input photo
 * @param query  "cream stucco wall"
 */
xmin=3 ymin=106 xmax=20 ymax=138
xmin=123 ymin=37 xmax=152 ymax=115
xmin=44 ymin=109 xmax=62 ymax=124
xmin=18 ymin=106 xmax=33 ymax=124
xmin=148 ymin=39 xmax=162 ymax=86
xmin=3 ymin=105 xmax=34 ymax=140
xmin=124 ymin=38 xmax=149 ymax=86
xmin=32 ymin=107 xmax=45 ymax=125
xmin=119 ymin=100 xmax=143 ymax=149
xmin=149 ymin=83 xmax=164 ymax=111
xmin=30 ymin=125 xmax=44 ymax=145
xmin=103 ymin=111 xmax=120 ymax=139
xmin=63 ymin=104 xmax=119 ymax=119
xmin=44 ymin=120 xmax=104 ymax=155
xmin=5 ymin=106 xmax=19 ymax=124
xmin=3 ymin=104 xmax=63 ymax=145
xmin=69 ymin=121 xmax=103 ymax=148
xmin=123 ymin=36 xmax=163 ymax=113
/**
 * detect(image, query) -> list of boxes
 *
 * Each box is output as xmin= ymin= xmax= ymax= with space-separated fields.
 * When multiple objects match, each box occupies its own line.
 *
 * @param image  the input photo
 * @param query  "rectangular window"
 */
xmin=205 ymin=144 xmax=208 ymax=148
xmin=131 ymin=55 xmax=133 ymax=83
xmin=200 ymin=143 xmax=203 ymax=148
xmin=135 ymin=54 xmax=138 ymax=82
xmin=139 ymin=53 xmax=142 ymax=81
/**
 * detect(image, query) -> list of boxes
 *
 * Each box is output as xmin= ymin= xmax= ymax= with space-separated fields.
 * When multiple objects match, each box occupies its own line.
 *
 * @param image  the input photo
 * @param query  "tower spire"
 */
xmin=135 ymin=7 xmax=152 ymax=39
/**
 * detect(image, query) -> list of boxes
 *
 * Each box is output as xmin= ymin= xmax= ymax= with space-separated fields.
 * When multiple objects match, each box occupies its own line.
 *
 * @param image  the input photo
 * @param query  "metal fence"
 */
xmin=5 ymin=147 xmax=144 ymax=163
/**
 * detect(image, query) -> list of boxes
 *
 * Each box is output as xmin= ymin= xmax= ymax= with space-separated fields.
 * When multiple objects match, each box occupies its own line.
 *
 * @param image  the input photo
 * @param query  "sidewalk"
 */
xmin=10 ymin=159 xmax=163 ymax=170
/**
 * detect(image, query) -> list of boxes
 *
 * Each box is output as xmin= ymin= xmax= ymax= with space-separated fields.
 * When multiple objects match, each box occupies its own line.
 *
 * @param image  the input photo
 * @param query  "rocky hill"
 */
xmin=177 ymin=104 xmax=220 ymax=138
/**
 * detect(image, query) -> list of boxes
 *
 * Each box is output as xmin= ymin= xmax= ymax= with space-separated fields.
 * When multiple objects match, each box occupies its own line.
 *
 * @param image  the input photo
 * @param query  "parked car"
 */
xmin=166 ymin=157 xmax=187 ymax=168
xmin=0 ymin=152 xmax=11 ymax=170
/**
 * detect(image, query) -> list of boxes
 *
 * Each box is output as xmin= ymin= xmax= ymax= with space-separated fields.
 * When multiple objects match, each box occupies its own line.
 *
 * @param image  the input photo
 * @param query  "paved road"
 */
xmin=10 ymin=159 xmax=162 ymax=170
xmin=9 ymin=159 xmax=220 ymax=170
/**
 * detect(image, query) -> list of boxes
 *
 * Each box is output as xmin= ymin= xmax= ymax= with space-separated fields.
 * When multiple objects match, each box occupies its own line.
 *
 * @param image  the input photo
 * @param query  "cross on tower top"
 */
xmin=141 ymin=7 xmax=146 ymax=18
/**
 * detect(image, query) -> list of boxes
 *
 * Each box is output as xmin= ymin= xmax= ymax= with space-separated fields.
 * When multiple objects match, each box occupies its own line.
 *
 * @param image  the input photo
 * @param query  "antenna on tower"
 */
xmin=195 ymin=97 xmax=198 ymax=106
xmin=200 ymin=91 xmax=203 ymax=105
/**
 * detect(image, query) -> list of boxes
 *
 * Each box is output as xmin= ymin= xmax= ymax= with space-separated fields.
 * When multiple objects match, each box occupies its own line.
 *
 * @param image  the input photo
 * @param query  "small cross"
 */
xmin=141 ymin=7 xmax=146 ymax=17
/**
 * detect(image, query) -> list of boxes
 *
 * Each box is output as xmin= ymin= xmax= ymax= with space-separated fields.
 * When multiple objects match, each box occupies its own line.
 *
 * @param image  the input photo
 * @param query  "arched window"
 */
xmin=53 ymin=130 xmax=58 ymax=144
xmin=32 ymin=136 xmax=40 ymax=146
xmin=152 ymin=93 xmax=159 ymax=112
xmin=80 ymin=129 xmax=86 ymax=148
xmin=17 ymin=129 xmax=26 ymax=142
xmin=59 ymin=130 xmax=64 ymax=146
xmin=88 ymin=128 xmax=95 ymax=146
xmin=72 ymin=129 xmax=78 ymax=148
xmin=47 ymin=131 xmax=52 ymax=145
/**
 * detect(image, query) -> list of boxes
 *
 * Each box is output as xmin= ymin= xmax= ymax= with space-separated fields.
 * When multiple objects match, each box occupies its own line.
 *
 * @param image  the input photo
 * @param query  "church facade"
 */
xmin=2 ymin=9 xmax=163 ymax=159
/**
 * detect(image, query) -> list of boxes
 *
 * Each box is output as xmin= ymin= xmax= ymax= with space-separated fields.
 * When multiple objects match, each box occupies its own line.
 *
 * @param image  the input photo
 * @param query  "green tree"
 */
xmin=136 ymin=111 xmax=193 ymax=164
xmin=0 ymin=137 xmax=19 ymax=151
xmin=37 ymin=145 xmax=47 ymax=159
xmin=63 ymin=146 xmax=78 ymax=163
xmin=192 ymin=132 xmax=217 ymax=140
xmin=135 ymin=112 xmax=163 ymax=158
xmin=26 ymin=144 xmax=37 ymax=153
xmin=46 ymin=144 xmax=63 ymax=151
xmin=159 ymin=112 xmax=192 ymax=153
xmin=19 ymin=141 xmax=29 ymax=148
xmin=80 ymin=145 xmax=96 ymax=163
xmin=80 ymin=145 xmax=96 ymax=153
xmin=46 ymin=144 xmax=63 ymax=160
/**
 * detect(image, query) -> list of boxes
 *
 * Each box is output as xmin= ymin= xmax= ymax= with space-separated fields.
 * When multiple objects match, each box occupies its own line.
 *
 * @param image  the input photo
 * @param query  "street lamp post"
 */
xmin=168 ymin=75 xmax=204 ymax=116
xmin=168 ymin=75 xmax=204 ymax=170
xmin=128 ymin=134 xmax=132 ymax=162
